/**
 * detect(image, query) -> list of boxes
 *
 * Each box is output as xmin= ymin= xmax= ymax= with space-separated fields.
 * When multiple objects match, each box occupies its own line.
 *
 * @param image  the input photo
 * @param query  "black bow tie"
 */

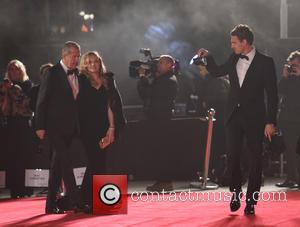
xmin=67 ymin=68 xmax=78 ymax=75
xmin=239 ymin=55 xmax=249 ymax=61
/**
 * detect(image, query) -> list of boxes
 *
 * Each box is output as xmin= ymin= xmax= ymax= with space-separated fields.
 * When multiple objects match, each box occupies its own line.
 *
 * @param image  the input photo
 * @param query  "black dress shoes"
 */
xmin=146 ymin=181 xmax=174 ymax=192
xmin=244 ymin=203 xmax=255 ymax=215
xmin=83 ymin=204 xmax=92 ymax=214
xmin=45 ymin=206 xmax=65 ymax=214
xmin=230 ymin=190 xmax=242 ymax=212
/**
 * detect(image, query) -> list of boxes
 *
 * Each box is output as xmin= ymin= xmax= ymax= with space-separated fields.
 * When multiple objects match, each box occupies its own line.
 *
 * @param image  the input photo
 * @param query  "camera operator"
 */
xmin=276 ymin=50 xmax=300 ymax=188
xmin=137 ymin=55 xmax=178 ymax=192
xmin=137 ymin=55 xmax=178 ymax=120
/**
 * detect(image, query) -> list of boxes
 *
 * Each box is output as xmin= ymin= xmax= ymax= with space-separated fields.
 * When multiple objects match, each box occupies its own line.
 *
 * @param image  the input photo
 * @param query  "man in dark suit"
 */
xmin=198 ymin=24 xmax=278 ymax=215
xmin=35 ymin=41 xmax=82 ymax=214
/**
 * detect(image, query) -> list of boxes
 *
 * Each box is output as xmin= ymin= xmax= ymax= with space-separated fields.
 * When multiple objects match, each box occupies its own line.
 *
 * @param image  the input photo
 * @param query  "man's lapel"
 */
xmin=232 ymin=55 xmax=241 ymax=89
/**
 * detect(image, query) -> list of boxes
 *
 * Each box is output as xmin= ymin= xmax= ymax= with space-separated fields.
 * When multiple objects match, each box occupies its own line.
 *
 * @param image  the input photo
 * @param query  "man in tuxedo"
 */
xmin=35 ymin=41 xmax=82 ymax=214
xmin=198 ymin=24 xmax=278 ymax=215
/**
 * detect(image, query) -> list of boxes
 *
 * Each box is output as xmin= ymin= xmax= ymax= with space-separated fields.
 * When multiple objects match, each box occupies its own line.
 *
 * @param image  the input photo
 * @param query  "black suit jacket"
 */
xmin=206 ymin=50 xmax=278 ymax=127
xmin=35 ymin=62 xmax=80 ymax=136
xmin=278 ymin=76 xmax=300 ymax=124
xmin=137 ymin=72 xmax=178 ymax=120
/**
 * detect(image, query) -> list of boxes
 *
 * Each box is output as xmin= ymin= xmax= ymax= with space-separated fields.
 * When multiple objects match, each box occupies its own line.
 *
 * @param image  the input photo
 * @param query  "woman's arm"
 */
xmin=106 ymin=105 xmax=115 ymax=144
xmin=99 ymin=105 xmax=116 ymax=149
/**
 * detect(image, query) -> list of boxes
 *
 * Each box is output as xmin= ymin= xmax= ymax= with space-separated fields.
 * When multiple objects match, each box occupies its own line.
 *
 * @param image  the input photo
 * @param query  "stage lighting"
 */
xmin=79 ymin=11 xmax=95 ymax=32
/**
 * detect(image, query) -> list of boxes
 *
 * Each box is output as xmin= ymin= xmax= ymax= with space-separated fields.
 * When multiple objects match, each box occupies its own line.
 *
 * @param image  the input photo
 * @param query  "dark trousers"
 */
xmin=46 ymin=135 xmax=81 ymax=210
xmin=146 ymin=120 xmax=173 ymax=181
xmin=280 ymin=122 xmax=300 ymax=183
xmin=6 ymin=117 xmax=33 ymax=198
xmin=226 ymin=108 xmax=264 ymax=204
xmin=81 ymin=138 xmax=107 ymax=206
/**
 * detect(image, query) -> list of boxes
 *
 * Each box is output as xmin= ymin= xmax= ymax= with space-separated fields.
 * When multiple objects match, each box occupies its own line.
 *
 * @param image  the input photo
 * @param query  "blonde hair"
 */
xmin=79 ymin=51 xmax=108 ymax=88
xmin=287 ymin=50 xmax=300 ymax=62
xmin=198 ymin=65 xmax=209 ymax=76
xmin=5 ymin=59 xmax=29 ymax=82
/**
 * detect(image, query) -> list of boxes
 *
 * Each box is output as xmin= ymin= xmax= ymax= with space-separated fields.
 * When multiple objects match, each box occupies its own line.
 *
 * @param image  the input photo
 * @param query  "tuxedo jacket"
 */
xmin=206 ymin=50 xmax=278 ymax=127
xmin=35 ymin=62 xmax=80 ymax=136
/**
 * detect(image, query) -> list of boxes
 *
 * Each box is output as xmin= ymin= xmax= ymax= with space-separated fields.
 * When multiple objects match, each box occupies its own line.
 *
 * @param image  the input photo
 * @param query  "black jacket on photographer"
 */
xmin=278 ymin=76 xmax=300 ymax=124
xmin=137 ymin=71 xmax=178 ymax=121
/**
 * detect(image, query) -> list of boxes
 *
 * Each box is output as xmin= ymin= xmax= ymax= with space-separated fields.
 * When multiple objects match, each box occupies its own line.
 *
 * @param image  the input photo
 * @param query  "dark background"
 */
xmin=0 ymin=0 xmax=300 ymax=105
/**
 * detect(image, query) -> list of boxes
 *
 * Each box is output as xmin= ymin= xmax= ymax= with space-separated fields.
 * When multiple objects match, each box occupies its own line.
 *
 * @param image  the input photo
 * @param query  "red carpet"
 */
xmin=0 ymin=192 xmax=299 ymax=227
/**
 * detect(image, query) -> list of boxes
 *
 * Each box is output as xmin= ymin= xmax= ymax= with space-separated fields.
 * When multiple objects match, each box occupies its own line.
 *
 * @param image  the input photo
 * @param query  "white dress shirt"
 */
xmin=236 ymin=47 xmax=256 ymax=87
xmin=60 ymin=60 xmax=79 ymax=99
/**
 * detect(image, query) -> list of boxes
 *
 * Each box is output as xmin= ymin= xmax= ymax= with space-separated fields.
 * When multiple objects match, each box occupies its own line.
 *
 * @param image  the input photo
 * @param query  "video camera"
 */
xmin=129 ymin=48 xmax=180 ymax=78
xmin=129 ymin=48 xmax=158 ymax=78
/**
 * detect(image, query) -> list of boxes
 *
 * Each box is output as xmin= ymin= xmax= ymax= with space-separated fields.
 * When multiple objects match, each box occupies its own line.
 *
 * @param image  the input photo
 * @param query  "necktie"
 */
xmin=239 ymin=55 xmax=249 ymax=61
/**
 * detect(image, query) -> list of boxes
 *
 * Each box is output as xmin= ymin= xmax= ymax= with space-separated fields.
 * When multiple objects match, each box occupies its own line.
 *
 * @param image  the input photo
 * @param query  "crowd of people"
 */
xmin=0 ymin=42 xmax=126 ymax=213
xmin=0 ymin=23 xmax=300 ymax=216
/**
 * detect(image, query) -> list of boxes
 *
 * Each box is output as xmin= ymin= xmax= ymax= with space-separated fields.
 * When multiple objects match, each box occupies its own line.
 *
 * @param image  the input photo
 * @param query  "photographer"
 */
xmin=137 ymin=55 xmax=178 ymax=192
xmin=276 ymin=50 xmax=300 ymax=188
xmin=188 ymin=64 xmax=229 ymax=182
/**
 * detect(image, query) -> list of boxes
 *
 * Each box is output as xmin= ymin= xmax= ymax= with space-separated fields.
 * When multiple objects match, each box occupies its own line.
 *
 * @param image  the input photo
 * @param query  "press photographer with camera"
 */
xmin=137 ymin=54 xmax=178 ymax=192
xmin=276 ymin=50 xmax=300 ymax=189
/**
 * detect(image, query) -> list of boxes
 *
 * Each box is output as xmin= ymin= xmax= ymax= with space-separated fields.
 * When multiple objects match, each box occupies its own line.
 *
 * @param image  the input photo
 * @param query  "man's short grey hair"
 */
xmin=62 ymin=41 xmax=81 ymax=56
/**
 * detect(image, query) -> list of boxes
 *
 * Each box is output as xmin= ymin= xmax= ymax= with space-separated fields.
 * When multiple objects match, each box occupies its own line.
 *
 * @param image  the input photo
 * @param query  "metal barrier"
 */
xmin=191 ymin=108 xmax=219 ymax=190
